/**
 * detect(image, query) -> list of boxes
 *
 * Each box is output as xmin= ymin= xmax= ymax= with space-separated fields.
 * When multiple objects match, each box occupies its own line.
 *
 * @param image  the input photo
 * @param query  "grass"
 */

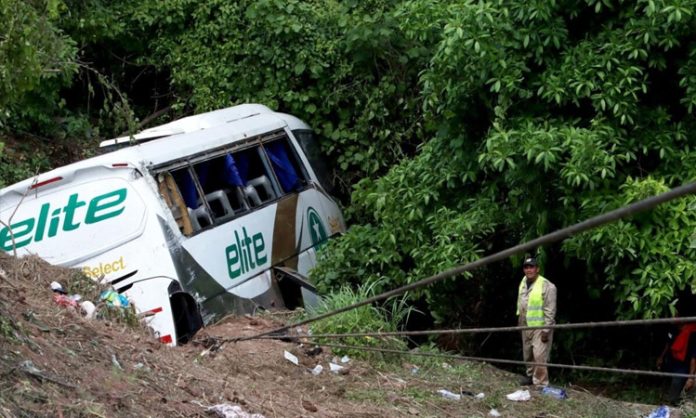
xmin=307 ymin=281 xmax=413 ymax=360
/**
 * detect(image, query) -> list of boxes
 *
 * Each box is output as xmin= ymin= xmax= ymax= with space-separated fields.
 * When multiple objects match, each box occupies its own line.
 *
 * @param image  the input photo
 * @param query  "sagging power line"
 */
xmin=315 ymin=342 xmax=696 ymax=380
xmin=256 ymin=316 xmax=696 ymax=341
xmin=236 ymin=181 xmax=696 ymax=343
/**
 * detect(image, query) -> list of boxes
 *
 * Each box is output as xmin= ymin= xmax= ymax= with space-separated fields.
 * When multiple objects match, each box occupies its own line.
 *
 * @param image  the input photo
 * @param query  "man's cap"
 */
xmin=522 ymin=257 xmax=538 ymax=267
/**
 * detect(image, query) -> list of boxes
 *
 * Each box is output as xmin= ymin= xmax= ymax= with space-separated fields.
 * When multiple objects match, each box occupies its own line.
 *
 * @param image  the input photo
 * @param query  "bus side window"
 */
xmin=190 ymin=155 xmax=249 ymax=221
xmin=157 ymin=172 xmax=194 ymax=236
xmin=262 ymin=137 xmax=308 ymax=194
xmin=291 ymin=129 xmax=333 ymax=193
xmin=231 ymin=146 xmax=278 ymax=207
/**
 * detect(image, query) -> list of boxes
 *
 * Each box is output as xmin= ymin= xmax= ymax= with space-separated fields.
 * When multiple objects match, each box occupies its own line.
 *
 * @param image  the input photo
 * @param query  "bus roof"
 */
xmin=0 ymin=104 xmax=291 ymax=200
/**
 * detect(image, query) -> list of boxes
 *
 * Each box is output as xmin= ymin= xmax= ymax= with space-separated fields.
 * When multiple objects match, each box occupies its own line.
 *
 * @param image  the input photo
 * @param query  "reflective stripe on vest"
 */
xmin=517 ymin=276 xmax=546 ymax=327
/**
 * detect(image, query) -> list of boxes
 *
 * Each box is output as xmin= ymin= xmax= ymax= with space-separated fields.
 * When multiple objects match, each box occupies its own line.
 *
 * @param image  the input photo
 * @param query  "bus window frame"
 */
xmin=151 ymin=130 xmax=313 ymax=237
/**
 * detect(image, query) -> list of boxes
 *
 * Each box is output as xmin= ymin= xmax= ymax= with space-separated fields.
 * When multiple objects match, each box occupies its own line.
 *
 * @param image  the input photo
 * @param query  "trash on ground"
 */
xmin=50 ymin=281 xmax=67 ymax=294
xmin=411 ymin=366 xmax=420 ymax=375
xmin=441 ymin=362 xmax=452 ymax=369
xmin=304 ymin=346 xmax=322 ymax=357
xmin=283 ymin=350 xmax=299 ymax=366
xmin=311 ymin=365 xmax=323 ymax=375
xmin=80 ymin=301 xmax=96 ymax=319
xmin=541 ymin=386 xmax=568 ymax=400
xmin=340 ymin=355 xmax=350 ymax=364
xmin=100 ymin=289 xmax=130 ymax=308
xmin=489 ymin=409 xmax=502 ymax=417
xmin=461 ymin=390 xmax=485 ymax=399
xmin=646 ymin=405 xmax=670 ymax=418
xmin=52 ymin=293 xmax=79 ymax=308
xmin=111 ymin=354 xmax=122 ymax=370
xmin=329 ymin=362 xmax=344 ymax=373
xmin=506 ymin=389 xmax=531 ymax=401
xmin=206 ymin=403 xmax=266 ymax=418
xmin=437 ymin=389 xmax=461 ymax=400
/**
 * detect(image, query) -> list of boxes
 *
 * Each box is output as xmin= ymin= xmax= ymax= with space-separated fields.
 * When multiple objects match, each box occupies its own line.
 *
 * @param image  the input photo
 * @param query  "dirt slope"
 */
xmin=0 ymin=253 xmax=692 ymax=418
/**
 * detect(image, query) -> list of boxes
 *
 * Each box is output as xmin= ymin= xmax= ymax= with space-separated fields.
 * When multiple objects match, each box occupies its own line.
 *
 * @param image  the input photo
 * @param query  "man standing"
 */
xmin=517 ymin=256 xmax=557 ymax=387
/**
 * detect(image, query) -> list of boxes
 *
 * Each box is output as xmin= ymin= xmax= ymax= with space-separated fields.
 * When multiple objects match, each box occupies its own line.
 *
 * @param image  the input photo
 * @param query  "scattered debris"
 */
xmin=340 ymin=355 xmax=350 ymax=364
xmin=311 ymin=364 xmax=323 ymax=375
xmin=284 ymin=350 xmax=299 ymax=366
xmin=329 ymin=362 xmax=345 ymax=374
xmin=100 ymin=289 xmax=130 ymax=307
xmin=506 ymin=389 xmax=531 ymax=402
xmin=80 ymin=300 xmax=96 ymax=319
xmin=541 ymin=386 xmax=568 ymax=400
xmin=646 ymin=405 xmax=670 ymax=418
xmin=489 ymin=408 xmax=502 ymax=417
xmin=304 ymin=346 xmax=322 ymax=357
xmin=111 ymin=354 xmax=123 ymax=370
xmin=206 ymin=403 xmax=266 ymax=418
xmin=437 ymin=389 xmax=461 ymax=401
xmin=461 ymin=390 xmax=485 ymax=399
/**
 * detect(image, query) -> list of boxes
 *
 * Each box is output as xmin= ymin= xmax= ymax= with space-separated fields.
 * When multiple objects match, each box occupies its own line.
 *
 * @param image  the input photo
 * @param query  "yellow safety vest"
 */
xmin=516 ymin=276 xmax=546 ymax=327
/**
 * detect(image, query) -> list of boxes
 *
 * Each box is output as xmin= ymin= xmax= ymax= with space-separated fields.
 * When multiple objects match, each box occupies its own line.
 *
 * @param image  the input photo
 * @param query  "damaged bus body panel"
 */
xmin=0 ymin=104 xmax=345 ymax=345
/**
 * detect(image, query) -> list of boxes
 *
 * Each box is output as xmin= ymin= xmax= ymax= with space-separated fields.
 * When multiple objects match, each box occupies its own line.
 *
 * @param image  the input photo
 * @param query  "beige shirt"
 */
xmin=517 ymin=276 xmax=557 ymax=327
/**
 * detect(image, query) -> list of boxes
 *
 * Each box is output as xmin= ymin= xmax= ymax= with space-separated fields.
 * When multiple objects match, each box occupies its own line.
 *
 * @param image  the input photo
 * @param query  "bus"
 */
xmin=0 ymin=104 xmax=345 ymax=345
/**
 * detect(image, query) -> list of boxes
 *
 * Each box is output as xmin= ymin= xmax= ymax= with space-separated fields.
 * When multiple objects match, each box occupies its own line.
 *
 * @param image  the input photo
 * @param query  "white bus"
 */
xmin=0 ymin=104 xmax=345 ymax=345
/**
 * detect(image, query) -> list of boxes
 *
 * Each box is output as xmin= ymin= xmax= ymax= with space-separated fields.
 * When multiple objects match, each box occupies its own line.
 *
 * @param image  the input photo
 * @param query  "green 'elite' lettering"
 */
xmin=0 ymin=188 xmax=129 ymax=252
xmin=226 ymin=227 xmax=267 ymax=279
xmin=86 ymin=189 xmax=127 ymax=224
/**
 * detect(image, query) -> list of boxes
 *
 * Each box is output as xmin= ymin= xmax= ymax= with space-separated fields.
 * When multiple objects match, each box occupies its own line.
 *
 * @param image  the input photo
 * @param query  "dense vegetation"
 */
xmin=1 ymin=0 xmax=695 ymax=365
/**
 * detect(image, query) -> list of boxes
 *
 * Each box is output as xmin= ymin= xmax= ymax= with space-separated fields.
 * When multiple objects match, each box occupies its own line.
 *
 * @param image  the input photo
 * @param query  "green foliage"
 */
xmin=564 ymin=178 xmax=696 ymax=318
xmin=0 ymin=0 xmax=77 ymax=130
xmin=308 ymin=283 xmax=410 ymax=359
xmin=312 ymin=0 xmax=696 ymax=323
xmin=125 ymin=0 xmax=431 ymax=185
xmin=1 ymin=0 xmax=695 ymax=334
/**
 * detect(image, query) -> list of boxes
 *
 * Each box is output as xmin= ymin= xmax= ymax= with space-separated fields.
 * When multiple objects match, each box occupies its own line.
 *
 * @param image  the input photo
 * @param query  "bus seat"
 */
xmin=247 ymin=175 xmax=275 ymax=202
xmin=244 ymin=184 xmax=262 ymax=206
xmin=227 ymin=187 xmax=250 ymax=211
xmin=187 ymin=208 xmax=202 ymax=231
xmin=205 ymin=190 xmax=234 ymax=218
xmin=191 ymin=205 xmax=213 ymax=229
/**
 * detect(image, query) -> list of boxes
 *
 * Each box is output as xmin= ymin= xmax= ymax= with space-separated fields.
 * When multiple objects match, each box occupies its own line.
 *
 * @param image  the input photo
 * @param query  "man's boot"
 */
xmin=519 ymin=375 xmax=533 ymax=386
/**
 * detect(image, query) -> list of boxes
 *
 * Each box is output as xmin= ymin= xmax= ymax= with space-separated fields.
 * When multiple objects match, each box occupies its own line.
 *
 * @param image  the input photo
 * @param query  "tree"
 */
xmin=312 ymin=0 xmax=696 ymax=324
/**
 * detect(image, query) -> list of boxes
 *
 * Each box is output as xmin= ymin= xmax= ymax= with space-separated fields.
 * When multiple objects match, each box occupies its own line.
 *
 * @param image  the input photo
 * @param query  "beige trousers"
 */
xmin=522 ymin=328 xmax=553 ymax=386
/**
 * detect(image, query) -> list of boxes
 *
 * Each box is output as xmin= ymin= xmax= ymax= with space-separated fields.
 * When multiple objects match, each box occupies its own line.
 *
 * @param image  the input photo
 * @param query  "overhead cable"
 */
xmin=257 ymin=316 xmax=696 ymax=340
xmin=317 ymin=342 xmax=696 ymax=380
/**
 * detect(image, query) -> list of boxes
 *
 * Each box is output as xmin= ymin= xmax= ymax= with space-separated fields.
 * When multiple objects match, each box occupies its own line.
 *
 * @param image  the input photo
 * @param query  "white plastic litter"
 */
xmin=207 ymin=404 xmax=266 ymax=418
xmin=437 ymin=389 xmax=461 ymax=400
xmin=311 ymin=365 xmax=323 ymax=375
xmin=489 ymin=408 xmax=502 ymax=417
xmin=646 ymin=405 xmax=670 ymax=418
xmin=475 ymin=392 xmax=485 ymax=399
xmin=340 ymin=355 xmax=350 ymax=364
xmin=329 ymin=363 xmax=344 ymax=373
xmin=80 ymin=301 xmax=96 ymax=319
xmin=283 ymin=351 xmax=299 ymax=366
xmin=506 ymin=389 xmax=531 ymax=401
xmin=50 ymin=281 xmax=64 ymax=292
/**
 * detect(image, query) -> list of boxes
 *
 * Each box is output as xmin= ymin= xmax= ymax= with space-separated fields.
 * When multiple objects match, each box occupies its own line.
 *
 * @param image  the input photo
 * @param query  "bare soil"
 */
xmin=0 ymin=253 xmax=692 ymax=417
